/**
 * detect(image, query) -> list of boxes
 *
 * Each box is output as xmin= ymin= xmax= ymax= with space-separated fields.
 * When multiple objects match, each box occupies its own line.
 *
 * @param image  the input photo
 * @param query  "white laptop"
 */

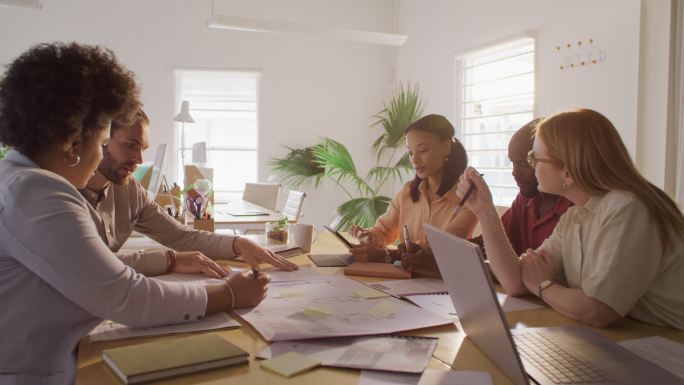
xmin=423 ymin=224 xmax=684 ymax=385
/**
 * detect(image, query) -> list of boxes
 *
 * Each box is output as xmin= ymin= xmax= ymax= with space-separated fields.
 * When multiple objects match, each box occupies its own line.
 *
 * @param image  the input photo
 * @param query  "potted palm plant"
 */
xmin=0 ymin=145 xmax=8 ymax=160
xmin=270 ymin=83 xmax=424 ymax=230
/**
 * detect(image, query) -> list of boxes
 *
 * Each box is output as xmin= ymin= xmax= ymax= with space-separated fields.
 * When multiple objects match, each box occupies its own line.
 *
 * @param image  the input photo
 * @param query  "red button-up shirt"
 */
xmin=473 ymin=193 xmax=573 ymax=256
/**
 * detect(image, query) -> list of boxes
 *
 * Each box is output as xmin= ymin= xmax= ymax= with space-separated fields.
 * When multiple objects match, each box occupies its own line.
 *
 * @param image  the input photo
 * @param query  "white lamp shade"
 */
xmin=174 ymin=100 xmax=195 ymax=123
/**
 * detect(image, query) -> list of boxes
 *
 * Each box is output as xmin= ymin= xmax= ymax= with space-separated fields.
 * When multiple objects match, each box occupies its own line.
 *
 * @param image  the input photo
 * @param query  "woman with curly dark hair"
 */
xmin=0 ymin=43 xmax=269 ymax=384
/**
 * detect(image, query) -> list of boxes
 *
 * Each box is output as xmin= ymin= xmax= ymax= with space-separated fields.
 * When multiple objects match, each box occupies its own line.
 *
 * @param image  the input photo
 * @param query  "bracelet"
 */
xmin=166 ymin=249 xmax=176 ymax=273
xmin=224 ymin=282 xmax=235 ymax=310
xmin=232 ymin=236 xmax=242 ymax=256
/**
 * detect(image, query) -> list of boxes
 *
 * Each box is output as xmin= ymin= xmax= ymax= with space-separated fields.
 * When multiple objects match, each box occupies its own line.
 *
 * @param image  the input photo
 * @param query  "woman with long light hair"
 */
xmin=457 ymin=109 xmax=684 ymax=329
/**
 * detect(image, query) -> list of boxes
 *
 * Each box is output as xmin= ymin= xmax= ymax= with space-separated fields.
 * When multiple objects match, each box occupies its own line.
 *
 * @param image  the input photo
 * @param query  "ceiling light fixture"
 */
xmin=207 ymin=15 xmax=407 ymax=47
xmin=0 ymin=0 xmax=42 ymax=9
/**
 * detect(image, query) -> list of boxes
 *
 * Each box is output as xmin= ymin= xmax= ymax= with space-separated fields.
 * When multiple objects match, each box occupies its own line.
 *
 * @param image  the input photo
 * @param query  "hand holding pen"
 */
xmin=455 ymin=167 xmax=490 ymax=216
xmin=402 ymin=225 xmax=410 ymax=250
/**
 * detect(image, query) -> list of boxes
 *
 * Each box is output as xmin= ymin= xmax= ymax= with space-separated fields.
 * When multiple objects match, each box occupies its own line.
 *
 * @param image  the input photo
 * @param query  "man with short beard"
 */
xmin=471 ymin=118 xmax=572 ymax=255
xmin=80 ymin=110 xmax=298 ymax=277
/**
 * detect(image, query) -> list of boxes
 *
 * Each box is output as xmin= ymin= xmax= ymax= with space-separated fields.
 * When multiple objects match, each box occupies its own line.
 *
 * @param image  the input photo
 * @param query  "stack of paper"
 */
xmin=234 ymin=273 xmax=451 ymax=341
xmin=257 ymin=335 xmax=438 ymax=373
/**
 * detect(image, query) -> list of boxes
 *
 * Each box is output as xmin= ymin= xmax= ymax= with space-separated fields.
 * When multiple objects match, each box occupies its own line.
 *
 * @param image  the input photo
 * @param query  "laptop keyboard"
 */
xmin=513 ymin=330 xmax=615 ymax=384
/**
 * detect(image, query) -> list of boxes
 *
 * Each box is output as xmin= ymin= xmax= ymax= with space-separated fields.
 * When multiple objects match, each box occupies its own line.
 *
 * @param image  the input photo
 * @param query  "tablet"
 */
xmin=323 ymin=225 xmax=355 ymax=249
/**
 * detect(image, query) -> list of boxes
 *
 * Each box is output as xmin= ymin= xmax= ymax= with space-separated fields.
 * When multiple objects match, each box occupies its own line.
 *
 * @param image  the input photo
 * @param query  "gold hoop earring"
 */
xmin=64 ymin=154 xmax=81 ymax=167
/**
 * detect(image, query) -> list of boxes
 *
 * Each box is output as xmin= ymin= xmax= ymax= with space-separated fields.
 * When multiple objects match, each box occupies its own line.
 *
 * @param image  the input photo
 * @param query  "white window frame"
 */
xmin=455 ymin=34 xmax=536 ymax=206
xmin=174 ymin=68 xmax=261 ymax=202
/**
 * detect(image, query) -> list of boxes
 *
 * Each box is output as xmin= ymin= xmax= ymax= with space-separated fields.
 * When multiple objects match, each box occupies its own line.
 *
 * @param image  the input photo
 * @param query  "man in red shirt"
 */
xmin=471 ymin=118 xmax=573 ymax=255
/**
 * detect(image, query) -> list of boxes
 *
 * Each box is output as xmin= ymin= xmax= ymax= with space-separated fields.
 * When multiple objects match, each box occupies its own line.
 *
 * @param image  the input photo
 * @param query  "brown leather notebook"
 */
xmin=343 ymin=262 xmax=411 ymax=279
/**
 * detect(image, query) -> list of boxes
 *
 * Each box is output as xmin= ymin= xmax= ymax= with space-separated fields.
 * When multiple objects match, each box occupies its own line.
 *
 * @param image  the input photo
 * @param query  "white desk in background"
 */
xmin=212 ymin=200 xmax=295 ymax=230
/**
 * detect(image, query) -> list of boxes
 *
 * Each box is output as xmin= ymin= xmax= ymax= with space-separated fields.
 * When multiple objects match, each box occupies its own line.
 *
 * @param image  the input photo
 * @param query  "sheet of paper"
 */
xmin=618 ymin=336 xmax=684 ymax=379
xmin=257 ymin=335 xmax=438 ymax=373
xmin=263 ymin=266 xmax=334 ymax=283
xmin=234 ymin=275 xmax=451 ymax=341
xmin=87 ymin=312 xmax=240 ymax=342
xmin=404 ymin=294 xmax=459 ymax=321
xmin=406 ymin=292 xmax=541 ymax=320
xmin=417 ymin=369 xmax=493 ymax=385
xmin=367 ymin=278 xmax=447 ymax=297
xmin=358 ymin=370 xmax=421 ymax=385
xmin=278 ymin=288 xmax=308 ymax=298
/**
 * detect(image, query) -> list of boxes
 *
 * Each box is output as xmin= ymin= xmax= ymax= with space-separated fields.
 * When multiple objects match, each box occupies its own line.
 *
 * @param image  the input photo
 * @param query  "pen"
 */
xmin=402 ymin=225 xmax=410 ymax=249
xmin=252 ymin=269 xmax=259 ymax=280
xmin=456 ymin=173 xmax=485 ymax=215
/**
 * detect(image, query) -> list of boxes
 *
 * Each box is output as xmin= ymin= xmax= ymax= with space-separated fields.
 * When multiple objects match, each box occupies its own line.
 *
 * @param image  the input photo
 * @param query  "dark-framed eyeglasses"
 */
xmin=526 ymin=150 xmax=558 ymax=168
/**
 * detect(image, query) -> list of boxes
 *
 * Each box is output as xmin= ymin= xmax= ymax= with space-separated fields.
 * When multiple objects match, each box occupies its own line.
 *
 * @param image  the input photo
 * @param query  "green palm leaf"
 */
xmin=334 ymin=196 xmax=391 ymax=230
xmin=269 ymin=82 xmax=424 ymax=228
xmin=313 ymin=138 xmax=372 ymax=196
xmin=370 ymin=82 xmax=424 ymax=161
xmin=269 ymin=146 xmax=325 ymax=188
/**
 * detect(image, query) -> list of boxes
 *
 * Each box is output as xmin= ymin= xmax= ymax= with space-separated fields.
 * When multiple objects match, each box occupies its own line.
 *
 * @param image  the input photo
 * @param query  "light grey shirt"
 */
xmin=79 ymin=178 xmax=237 ymax=276
xmin=0 ymin=150 xmax=207 ymax=385
xmin=539 ymin=190 xmax=684 ymax=330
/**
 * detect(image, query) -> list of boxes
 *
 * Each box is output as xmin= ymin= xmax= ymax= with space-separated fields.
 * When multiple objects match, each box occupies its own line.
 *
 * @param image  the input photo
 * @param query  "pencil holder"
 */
xmin=193 ymin=218 xmax=215 ymax=232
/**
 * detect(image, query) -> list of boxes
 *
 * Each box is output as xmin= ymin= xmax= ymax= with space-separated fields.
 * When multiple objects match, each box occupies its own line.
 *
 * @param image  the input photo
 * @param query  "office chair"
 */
xmin=242 ymin=183 xmax=281 ymax=211
xmin=281 ymin=190 xmax=307 ymax=221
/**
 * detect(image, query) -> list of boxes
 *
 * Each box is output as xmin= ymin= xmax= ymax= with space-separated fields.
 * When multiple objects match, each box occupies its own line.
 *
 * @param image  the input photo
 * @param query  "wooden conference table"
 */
xmin=76 ymin=233 xmax=684 ymax=385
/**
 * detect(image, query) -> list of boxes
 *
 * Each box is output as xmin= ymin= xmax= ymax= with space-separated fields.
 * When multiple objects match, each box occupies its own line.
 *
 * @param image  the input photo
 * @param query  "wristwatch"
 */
xmin=538 ymin=280 xmax=554 ymax=301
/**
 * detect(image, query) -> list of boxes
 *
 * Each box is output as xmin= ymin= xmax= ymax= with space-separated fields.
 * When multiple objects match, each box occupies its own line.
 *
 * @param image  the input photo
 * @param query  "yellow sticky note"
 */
xmin=353 ymin=288 xmax=390 ymax=299
xmin=279 ymin=288 xmax=307 ymax=298
xmin=298 ymin=307 xmax=332 ymax=318
xmin=260 ymin=351 xmax=321 ymax=378
xmin=365 ymin=300 xmax=400 ymax=318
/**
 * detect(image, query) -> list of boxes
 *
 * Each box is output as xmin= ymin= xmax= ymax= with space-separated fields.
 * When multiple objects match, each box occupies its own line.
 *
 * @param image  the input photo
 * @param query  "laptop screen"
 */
xmin=423 ymin=224 xmax=530 ymax=385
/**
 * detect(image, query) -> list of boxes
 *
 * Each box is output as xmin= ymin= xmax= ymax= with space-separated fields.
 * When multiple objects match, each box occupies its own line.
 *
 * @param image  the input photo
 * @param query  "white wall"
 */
xmin=396 ymin=0 xmax=643 ymax=163
xmin=0 ymin=0 xmax=399 ymax=227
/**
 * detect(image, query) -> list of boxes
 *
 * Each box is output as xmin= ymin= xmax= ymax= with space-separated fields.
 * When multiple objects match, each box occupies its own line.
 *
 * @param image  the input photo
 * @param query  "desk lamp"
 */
xmin=174 ymin=100 xmax=195 ymax=171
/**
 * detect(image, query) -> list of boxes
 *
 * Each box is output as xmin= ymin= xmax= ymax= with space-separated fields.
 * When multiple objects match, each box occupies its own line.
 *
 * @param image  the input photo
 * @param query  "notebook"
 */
xmin=424 ymin=224 xmax=684 ymax=385
xmin=102 ymin=333 xmax=248 ymax=384
xmin=344 ymin=261 xmax=411 ymax=279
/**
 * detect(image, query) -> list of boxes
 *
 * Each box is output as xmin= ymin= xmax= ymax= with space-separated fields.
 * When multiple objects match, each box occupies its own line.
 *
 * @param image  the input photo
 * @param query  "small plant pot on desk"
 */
xmin=265 ymin=218 xmax=289 ymax=244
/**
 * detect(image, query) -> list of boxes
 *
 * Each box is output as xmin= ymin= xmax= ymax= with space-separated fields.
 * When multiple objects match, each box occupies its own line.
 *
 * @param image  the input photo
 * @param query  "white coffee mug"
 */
xmin=292 ymin=223 xmax=318 ymax=253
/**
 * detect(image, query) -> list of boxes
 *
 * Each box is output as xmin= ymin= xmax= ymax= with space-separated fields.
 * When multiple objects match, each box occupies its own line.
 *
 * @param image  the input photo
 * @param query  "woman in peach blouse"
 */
xmin=350 ymin=114 xmax=477 ymax=277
